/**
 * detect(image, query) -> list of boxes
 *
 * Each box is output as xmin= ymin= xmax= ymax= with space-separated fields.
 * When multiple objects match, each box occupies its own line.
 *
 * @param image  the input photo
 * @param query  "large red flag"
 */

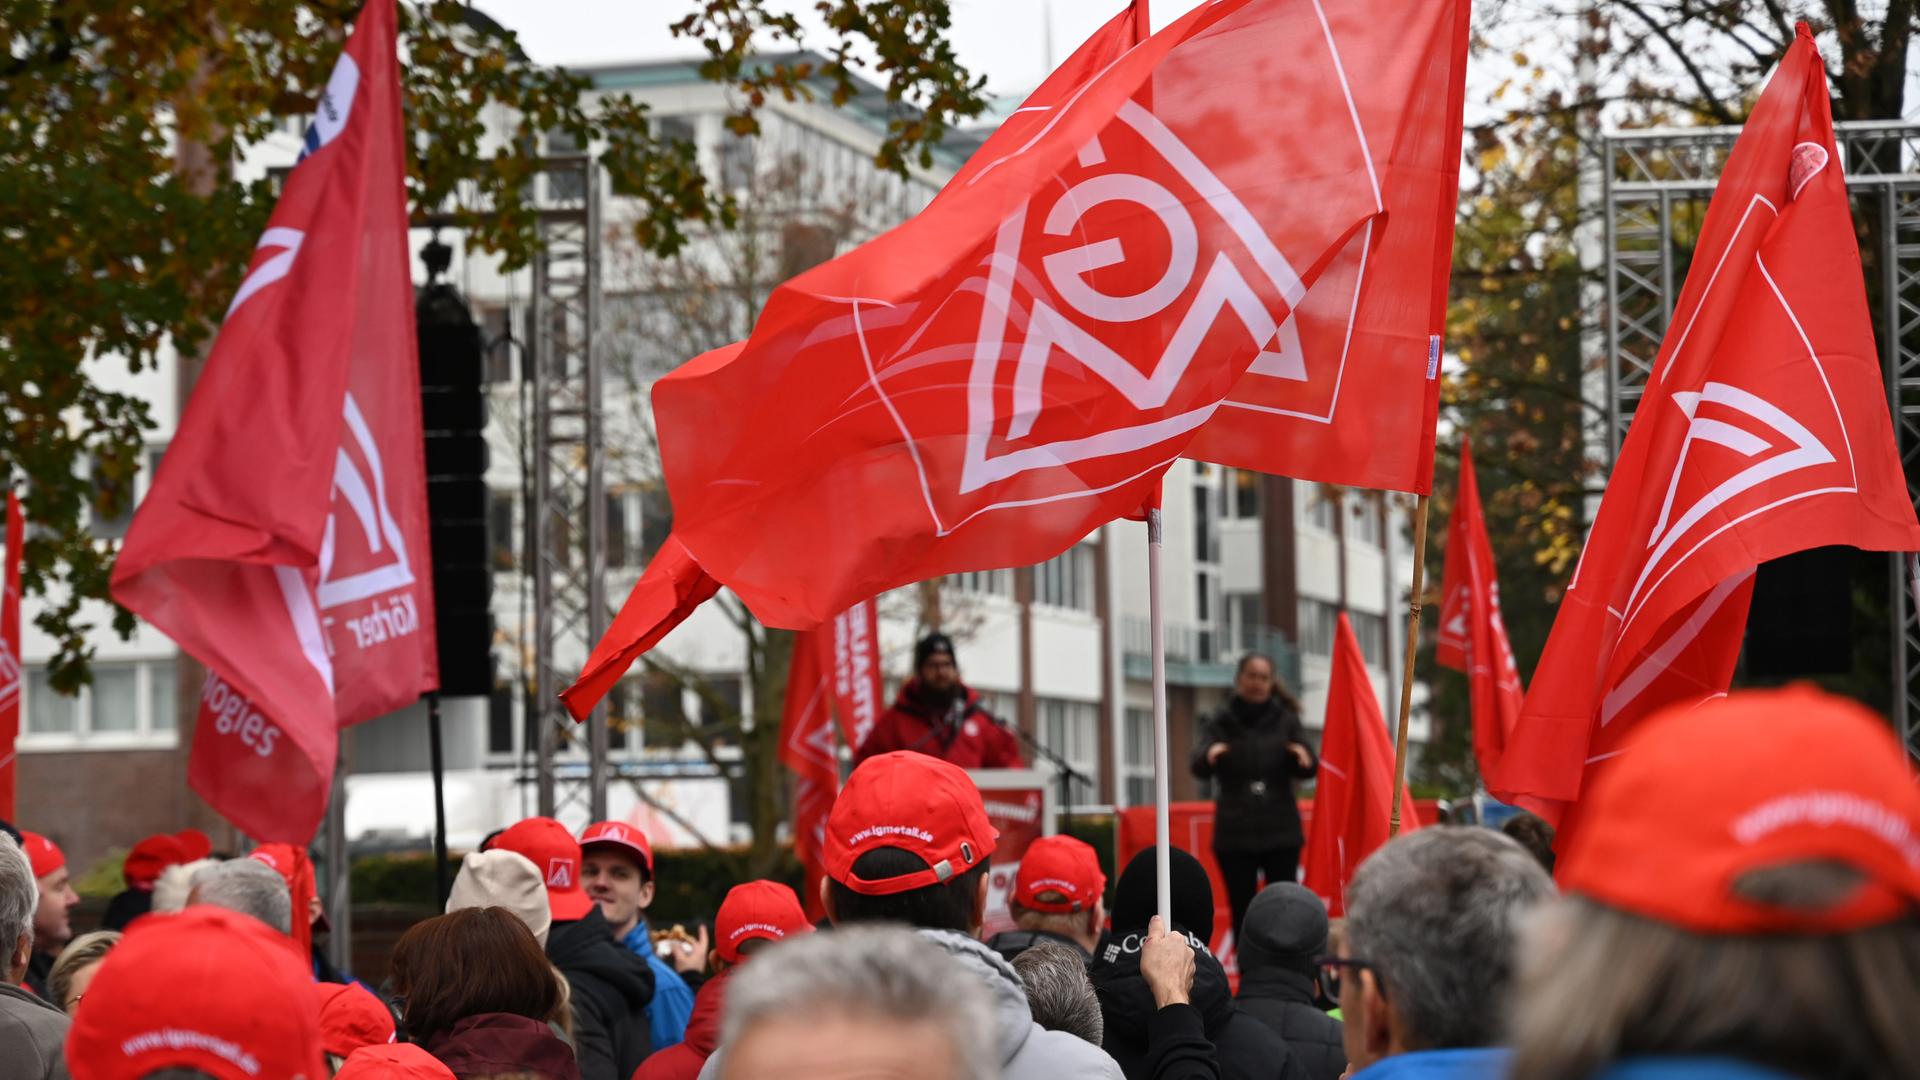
xmin=826 ymin=598 xmax=884 ymax=750
xmin=566 ymin=0 xmax=1470 ymax=714
xmin=778 ymin=629 xmax=840 ymax=920
xmin=111 ymin=0 xmax=435 ymax=843
xmin=1492 ymin=25 xmax=1920 ymax=824
xmin=1435 ymin=441 xmax=1525 ymax=781
xmin=0 ymin=492 xmax=20 ymax=820
xmin=1302 ymin=613 xmax=1419 ymax=916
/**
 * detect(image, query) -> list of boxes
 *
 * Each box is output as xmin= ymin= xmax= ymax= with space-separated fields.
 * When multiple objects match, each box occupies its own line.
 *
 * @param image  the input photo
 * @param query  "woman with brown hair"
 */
xmin=391 ymin=907 xmax=581 ymax=1080
xmin=1508 ymin=687 xmax=1920 ymax=1080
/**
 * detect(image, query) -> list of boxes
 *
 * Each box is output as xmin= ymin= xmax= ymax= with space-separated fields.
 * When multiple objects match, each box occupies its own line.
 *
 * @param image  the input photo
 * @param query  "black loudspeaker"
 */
xmin=417 ymin=262 xmax=495 ymax=697
xmin=1745 ymin=545 xmax=1854 ymax=678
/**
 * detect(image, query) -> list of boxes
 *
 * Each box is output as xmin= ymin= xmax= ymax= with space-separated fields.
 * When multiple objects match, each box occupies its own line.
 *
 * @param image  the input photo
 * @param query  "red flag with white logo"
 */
xmin=1491 ymin=25 xmax=1920 ymax=825
xmin=111 ymin=0 xmax=436 ymax=843
xmin=827 ymin=599 xmax=884 ymax=750
xmin=0 ymin=492 xmax=20 ymax=820
xmin=779 ymin=629 xmax=840 ymax=920
xmin=1435 ymin=441 xmax=1526 ymax=781
xmin=1302 ymin=613 xmax=1419 ymax=916
xmin=562 ymin=0 xmax=1468 ymax=712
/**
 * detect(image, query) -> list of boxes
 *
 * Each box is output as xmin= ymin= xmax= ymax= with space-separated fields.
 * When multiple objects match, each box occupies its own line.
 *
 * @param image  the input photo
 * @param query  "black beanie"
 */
xmin=1110 ymin=845 xmax=1215 ymax=943
xmin=914 ymin=632 xmax=957 ymax=671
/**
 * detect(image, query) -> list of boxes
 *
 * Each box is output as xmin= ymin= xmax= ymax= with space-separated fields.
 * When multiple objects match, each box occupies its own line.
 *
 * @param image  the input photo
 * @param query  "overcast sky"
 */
xmin=473 ymin=0 xmax=1212 ymax=98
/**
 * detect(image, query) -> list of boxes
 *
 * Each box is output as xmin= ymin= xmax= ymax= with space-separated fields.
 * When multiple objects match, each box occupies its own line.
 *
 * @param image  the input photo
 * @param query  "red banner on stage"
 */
xmin=1435 ymin=441 xmax=1525 ymax=781
xmin=111 ymin=0 xmax=436 ymax=843
xmin=0 ymin=492 xmax=20 ymax=820
xmin=778 ymin=630 xmax=840 ymax=921
xmin=827 ymin=599 xmax=883 ymax=751
xmin=1493 ymin=25 xmax=1920 ymax=825
xmin=975 ymin=775 xmax=1052 ymax=939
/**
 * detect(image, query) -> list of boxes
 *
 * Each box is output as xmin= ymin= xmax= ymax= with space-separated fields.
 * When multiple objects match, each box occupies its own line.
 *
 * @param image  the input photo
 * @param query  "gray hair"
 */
xmin=1011 ymin=941 xmax=1103 ymax=1047
xmin=154 ymin=857 xmax=218 ymax=914
xmin=1345 ymin=826 xmax=1555 ymax=1050
xmin=1509 ymin=869 xmax=1920 ymax=1080
xmin=189 ymin=858 xmax=292 ymax=935
xmin=718 ymin=926 xmax=998 ymax=1080
xmin=0 ymin=833 xmax=39 ymax=964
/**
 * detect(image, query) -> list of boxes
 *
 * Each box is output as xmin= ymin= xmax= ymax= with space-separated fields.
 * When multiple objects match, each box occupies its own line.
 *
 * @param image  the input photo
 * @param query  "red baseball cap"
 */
xmin=175 ymin=828 xmax=214 ymax=862
xmin=490 ymin=817 xmax=594 ymax=921
xmin=66 ymin=906 xmax=326 ymax=1080
xmin=21 ymin=831 xmax=64 ymax=879
xmin=124 ymin=834 xmax=189 ymax=891
xmin=824 ymin=751 xmax=998 ymax=896
xmin=1012 ymin=835 xmax=1106 ymax=914
xmin=715 ymin=880 xmax=812 ymax=963
xmin=334 ymin=1044 xmax=456 ymax=1079
xmin=581 ymin=820 xmax=655 ymax=877
xmin=314 ymin=982 xmax=396 ymax=1058
xmin=1559 ymin=685 xmax=1920 ymax=934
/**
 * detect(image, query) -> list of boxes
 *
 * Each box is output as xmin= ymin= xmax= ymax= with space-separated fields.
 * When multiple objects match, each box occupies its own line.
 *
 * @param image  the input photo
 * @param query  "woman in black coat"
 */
xmin=1189 ymin=653 xmax=1318 ymax=940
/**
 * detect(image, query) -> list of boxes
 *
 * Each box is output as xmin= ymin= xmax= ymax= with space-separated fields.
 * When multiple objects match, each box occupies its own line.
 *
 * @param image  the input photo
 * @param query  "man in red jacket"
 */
xmin=854 ymin=633 xmax=1024 ymax=769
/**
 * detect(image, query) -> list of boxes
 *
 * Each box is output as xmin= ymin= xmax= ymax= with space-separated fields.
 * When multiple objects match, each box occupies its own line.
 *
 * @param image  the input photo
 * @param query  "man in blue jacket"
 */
xmin=582 ymin=820 xmax=697 ymax=1049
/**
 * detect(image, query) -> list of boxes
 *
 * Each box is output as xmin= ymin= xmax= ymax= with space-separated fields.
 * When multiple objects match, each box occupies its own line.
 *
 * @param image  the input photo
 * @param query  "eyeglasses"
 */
xmin=1315 ymin=955 xmax=1386 ymax=1002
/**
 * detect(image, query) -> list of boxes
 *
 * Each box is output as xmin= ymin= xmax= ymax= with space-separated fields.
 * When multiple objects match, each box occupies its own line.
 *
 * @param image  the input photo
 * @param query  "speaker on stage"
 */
xmin=417 ymin=241 xmax=495 ymax=696
xmin=1745 ymin=545 xmax=1854 ymax=678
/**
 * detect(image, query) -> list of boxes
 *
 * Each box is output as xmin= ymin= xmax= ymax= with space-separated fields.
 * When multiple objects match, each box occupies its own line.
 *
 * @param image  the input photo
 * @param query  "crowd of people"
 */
xmin=0 ymin=676 xmax=1916 ymax=1079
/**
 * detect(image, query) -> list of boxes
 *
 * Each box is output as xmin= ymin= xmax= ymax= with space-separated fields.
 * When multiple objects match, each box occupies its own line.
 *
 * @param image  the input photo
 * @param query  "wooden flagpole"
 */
xmin=1389 ymin=495 xmax=1431 ymax=837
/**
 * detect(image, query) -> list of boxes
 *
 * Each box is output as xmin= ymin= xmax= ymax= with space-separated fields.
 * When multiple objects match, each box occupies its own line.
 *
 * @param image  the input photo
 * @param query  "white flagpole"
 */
xmin=1148 ymin=506 xmax=1172 ymax=925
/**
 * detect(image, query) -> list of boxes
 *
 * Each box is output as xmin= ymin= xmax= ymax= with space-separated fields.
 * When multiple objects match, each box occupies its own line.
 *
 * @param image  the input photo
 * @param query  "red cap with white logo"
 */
xmin=715 ymin=880 xmax=812 ymax=963
xmin=1559 ymin=685 xmax=1920 ymax=934
xmin=824 ymin=751 xmax=998 ymax=896
xmin=21 ymin=831 xmax=64 ymax=880
xmin=488 ymin=817 xmax=593 ymax=921
xmin=65 ymin=906 xmax=326 ymax=1080
xmin=1012 ymin=835 xmax=1106 ymax=914
xmin=581 ymin=820 xmax=655 ymax=877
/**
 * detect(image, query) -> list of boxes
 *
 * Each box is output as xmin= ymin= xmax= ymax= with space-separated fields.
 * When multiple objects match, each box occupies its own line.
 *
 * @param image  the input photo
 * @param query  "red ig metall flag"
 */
xmin=1301 ymin=613 xmax=1419 ymax=916
xmin=778 ymin=629 xmax=840 ymax=920
xmin=0 ymin=492 xmax=21 ymax=820
xmin=1434 ymin=440 xmax=1525 ymax=782
xmin=1492 ymin=25 xmax=1920 ymax=825
xmin=112 ymin=0 xmax=436 ymax=843
xmin=826 ymin=598 xmax=883 ymax=750
xmin=565 ymin=0 xmax=1470 ymax=713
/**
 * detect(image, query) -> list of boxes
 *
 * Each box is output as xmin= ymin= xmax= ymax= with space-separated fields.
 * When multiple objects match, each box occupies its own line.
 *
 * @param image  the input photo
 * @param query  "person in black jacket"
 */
xmin=1189 ymin=653 xmax=1317 ymax=939
xmin=490 ymin=816 xmax=655 ymax=1080
xmin=1092 ymin=848 xmax=1307 ymax=1080
xmin=1234 ymin=883 xmax=1345 ymax=1080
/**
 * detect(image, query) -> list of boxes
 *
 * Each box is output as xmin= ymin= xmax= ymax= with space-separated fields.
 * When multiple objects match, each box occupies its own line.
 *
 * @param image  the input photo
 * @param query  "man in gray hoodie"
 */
xmin=0 ymin=831 xmax=69 ymax=1079
xmin=817 ymin=751 xmax=1124 ymax=1080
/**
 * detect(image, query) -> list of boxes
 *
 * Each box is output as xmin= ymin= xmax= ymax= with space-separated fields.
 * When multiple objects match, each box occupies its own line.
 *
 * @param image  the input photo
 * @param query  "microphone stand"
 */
xmin=997 ymin=717 xmax=1096 ymax=838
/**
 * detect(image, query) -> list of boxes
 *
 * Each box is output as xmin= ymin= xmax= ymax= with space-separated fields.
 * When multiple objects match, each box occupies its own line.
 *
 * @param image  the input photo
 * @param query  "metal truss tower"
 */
xmin=1600 ymin=121 xmax=1920 ymax=761
xmin=530 ymin=153 xmax=609 ymax=820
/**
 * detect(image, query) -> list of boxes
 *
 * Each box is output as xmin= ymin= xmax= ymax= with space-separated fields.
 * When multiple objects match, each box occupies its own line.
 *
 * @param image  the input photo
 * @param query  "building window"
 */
xmin=1305 ymin=483 xmax=1338 ymax=533
xmin=1350 ymin=610 xmax=1389 ymax=668
xmin=1122 ymin=706 xmax=1154 ymax=807
xmin=1297 ymin=598 xmax=1339 ymax=657
xmin=489 ymin=490 xmax=517 ymax=571
xmin=1192 ymin=482 xmax=1218 ymax=563
xmin=22 ymin=661 xmax=178 ymax=746
xmin=1035 ymin=544 xmax=1095 ymax=611
xmin=1038 ymin=698 xmax=1101 ymax=807
xmin=950 ymin=569 xmax=1012 ymax=598
xmin=1225 ymin=592 xmax=1264 ymax=656
xmin=1227 ymin=469 xmax=1261 ymax=519
xmin=1349 ymin=494 xmax=1384 ymax=548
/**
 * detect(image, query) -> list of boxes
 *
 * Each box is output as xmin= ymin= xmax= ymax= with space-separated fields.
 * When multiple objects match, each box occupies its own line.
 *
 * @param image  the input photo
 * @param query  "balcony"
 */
xmin=1121 ymin=618 xmax=1303 ymax=690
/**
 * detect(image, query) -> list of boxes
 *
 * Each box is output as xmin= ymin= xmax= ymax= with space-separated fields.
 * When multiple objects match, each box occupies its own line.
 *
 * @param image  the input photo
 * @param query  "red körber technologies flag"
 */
xmin=779 ymin=629 xmax=840 ymax=920
xmin=566 ymin=0 xmax=1470 ymax=713
xmin=1302 ymin=613 xmax=1419 ymax=916
xmin=111 ymin=0 xmax=436 ymax=843
xmin=0 ymin=492 xmax=20 ymax=820
xmin=1492 ymin=25 xmax=1920 ymax=825
xmin=1435 ymin=441 xmax=1525 ymax=782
